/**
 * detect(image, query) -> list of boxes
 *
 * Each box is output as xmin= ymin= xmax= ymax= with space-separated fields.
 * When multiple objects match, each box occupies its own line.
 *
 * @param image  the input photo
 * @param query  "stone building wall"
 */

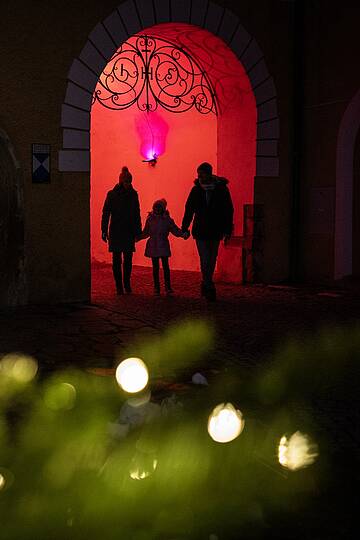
xmin=300 ymin=0 xmax=360 ymax=281
xmin=0 ymin=0 xmax=358 ymax=303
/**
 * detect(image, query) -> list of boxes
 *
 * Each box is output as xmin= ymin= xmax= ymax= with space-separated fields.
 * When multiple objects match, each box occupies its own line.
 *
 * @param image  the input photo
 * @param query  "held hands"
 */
xmin=102 ymin=232 xmax=108 ymax=243
xmin=182 ymin=230 xmax=190 ymax=240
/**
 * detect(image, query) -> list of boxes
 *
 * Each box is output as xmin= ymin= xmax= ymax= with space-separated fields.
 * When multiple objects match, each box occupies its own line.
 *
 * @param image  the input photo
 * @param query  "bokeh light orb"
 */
xmin=116 ymin=357 xmax=149 ymax=394
xmin=129 ymin=458 xmax=158 ymax=480
xmin=44 ymin=382 xmax=77 ymax=411
xmin=278 ymin=431 xmax=319 ymax=471
xmin=0 ymin=353 xmax=38 ymax=383
xmin=0 ymin=468 xmax=14 ymax=492
xmin=208 ymin=403 xmax=245 ymax=443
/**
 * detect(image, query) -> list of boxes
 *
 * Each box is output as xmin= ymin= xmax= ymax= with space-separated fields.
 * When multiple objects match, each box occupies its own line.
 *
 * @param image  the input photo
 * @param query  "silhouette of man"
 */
xmin=182 ymin=162 xmax=234 ymax=300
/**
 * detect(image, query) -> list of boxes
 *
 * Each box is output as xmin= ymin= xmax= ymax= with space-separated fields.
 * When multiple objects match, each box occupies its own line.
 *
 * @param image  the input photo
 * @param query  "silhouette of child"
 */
xmin=139 ymin=199 xmax=188 ymax=295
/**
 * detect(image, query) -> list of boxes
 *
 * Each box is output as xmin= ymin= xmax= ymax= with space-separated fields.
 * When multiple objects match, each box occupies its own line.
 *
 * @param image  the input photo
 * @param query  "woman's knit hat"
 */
xmin=119 ymin=166 xmax=132 ymax=182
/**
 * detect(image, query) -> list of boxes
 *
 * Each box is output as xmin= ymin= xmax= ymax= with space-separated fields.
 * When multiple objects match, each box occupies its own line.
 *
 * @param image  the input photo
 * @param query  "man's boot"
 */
xmin=203 ymin=282 xmax=216 ymax=301
xmin=206 ymin=284 xmax=216 ymax=301
xmin=123 ymin=256 xmax=132 ymax=293
xmin=113 ymin=256 xmax=123 ymax=295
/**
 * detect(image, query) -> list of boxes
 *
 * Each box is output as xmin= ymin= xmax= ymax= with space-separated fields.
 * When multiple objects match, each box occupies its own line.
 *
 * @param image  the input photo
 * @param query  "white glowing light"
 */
xmin=115 ymin=357 xmax=149 ymax=394
xmin=278 ymin=431 xmax=319 ymax=471
xmin=0 ymin=353 xmax=38 ymax=383
xmin=0 ymin=469 xmax=14 ymax=492
xmin=129 ymin=458 xmax=157 ymax=480
xmin=208 ymin=403 xmax=245 ymax=443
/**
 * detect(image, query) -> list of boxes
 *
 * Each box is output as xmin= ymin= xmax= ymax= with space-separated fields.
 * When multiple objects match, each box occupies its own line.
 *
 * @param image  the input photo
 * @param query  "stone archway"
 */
xmin=58 ymin=0 xmax=279 ymax=177
xmin=90 ymin=22 xmax=257 ymax=274
xmin=0 ymin=129 xmax=26 ymax=307
xmin=334 ymin=88 xmax=360 ymax=279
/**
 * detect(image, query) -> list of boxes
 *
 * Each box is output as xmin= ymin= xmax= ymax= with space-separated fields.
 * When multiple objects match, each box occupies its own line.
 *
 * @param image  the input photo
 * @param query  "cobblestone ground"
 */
xmin=0 ymin=264 xmax=359 ymax=374
xmin=1 ymin=264 xmax=359 ymax=433
xmin=1 ymin=265 xmax=359 ymax=537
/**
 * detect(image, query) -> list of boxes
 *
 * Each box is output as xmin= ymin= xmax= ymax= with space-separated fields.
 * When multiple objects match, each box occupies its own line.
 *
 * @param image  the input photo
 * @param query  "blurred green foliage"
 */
xmin=0 ymin=320 xmax=358 ymax=539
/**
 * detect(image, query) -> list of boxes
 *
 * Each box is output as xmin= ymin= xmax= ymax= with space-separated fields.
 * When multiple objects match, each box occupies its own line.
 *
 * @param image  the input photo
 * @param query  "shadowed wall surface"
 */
xmin=1 ymin=0 xmax=358 ymax=303
xmin=0 ymin=134 xmax=25 ymax=307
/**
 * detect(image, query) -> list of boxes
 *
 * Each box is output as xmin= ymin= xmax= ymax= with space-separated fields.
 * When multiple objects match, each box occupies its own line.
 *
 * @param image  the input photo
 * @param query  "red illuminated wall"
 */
xmin=91 ymin=104 xmax=216 ymax=271
xmin=91 ymin=24 xmax=256 ymax=271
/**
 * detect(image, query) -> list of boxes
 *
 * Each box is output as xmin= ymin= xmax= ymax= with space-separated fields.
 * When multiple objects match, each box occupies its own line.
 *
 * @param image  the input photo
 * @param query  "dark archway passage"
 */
xmin=0 ymin=132 xmax=25 ymax=306
xmin=59 ymin=0 xmax=280 ymax=300
xmin=353 ymin=131 xmax=360 ymax=277
xmin=335 ymin=89 xmax=360 ymax=279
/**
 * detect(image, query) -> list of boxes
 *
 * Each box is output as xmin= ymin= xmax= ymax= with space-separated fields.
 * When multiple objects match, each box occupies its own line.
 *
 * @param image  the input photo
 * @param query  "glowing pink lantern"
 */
xmin=135 ymin=111 xmax=169 ymax=162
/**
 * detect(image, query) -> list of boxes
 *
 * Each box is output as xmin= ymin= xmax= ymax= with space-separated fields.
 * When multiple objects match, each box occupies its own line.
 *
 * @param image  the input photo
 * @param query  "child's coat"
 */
xmin=142 ymin=212 xmax=183 ymax=258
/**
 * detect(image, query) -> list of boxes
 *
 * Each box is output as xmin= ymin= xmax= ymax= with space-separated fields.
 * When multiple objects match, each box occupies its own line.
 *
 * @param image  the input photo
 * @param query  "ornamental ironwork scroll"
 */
xmin=93 ymin=35 xmax=218 ymax=115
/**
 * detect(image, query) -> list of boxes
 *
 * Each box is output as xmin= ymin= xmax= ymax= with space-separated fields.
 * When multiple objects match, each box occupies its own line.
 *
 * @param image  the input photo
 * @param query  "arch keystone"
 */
xmin=118 ymin=0 xmax=141 ymax=36
xmin=171 ymin=0 xmax=191 ymax=23
xmin=135 ymin=0 xmax=155 ymax=28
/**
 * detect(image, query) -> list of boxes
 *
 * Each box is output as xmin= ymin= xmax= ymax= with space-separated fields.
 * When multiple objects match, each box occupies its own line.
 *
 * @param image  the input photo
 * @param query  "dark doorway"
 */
xmin=353 ymin=131 xmax=360 ymax=278
xmin=0 ymin=133 xmax=25 ymax=306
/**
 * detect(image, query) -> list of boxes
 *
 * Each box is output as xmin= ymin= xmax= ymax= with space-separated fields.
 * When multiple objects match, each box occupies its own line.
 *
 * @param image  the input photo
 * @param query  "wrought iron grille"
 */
xmin=92 ymin=35 xmax=218 ymax=115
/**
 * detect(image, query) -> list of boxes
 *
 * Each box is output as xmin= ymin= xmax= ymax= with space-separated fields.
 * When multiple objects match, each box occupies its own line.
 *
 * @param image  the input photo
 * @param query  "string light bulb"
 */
xmin=115 ymin=357 xmax=149 ymax=394
xmin=0 ymin=353 xmax=38 ymax=383
xmin=208 ymin=403 xmax=245 ymax=443
xmin=278 ymin=431 xmax=318 ymax=471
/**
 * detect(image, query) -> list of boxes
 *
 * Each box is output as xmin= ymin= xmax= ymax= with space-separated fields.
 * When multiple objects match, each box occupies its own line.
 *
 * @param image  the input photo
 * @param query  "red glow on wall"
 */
xmin=91 ymin=23 xmax=257 ymax=274
xmin=135 ymin=111 xmax=169 ymax=160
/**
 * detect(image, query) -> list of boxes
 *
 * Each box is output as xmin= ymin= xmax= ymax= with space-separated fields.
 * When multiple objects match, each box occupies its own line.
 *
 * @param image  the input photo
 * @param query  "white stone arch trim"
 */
xmin=334 ymin=88 xmax=360 ymax=279
xmin=59 ymin=0 xmax=279 ymax=177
